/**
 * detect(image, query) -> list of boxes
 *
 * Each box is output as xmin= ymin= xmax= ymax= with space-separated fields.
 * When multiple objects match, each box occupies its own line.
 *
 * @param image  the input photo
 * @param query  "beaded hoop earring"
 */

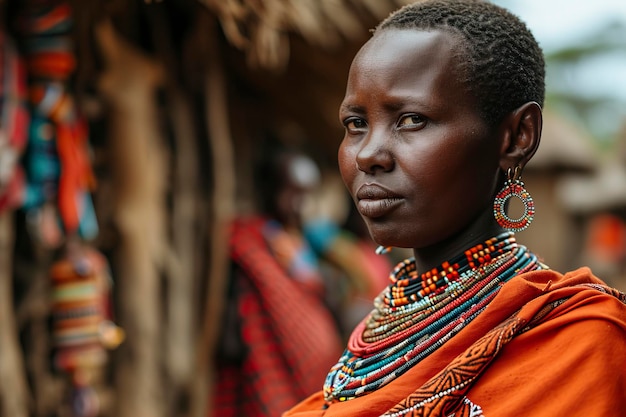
xmin=493 ymin=166 xmax=535 ymax=232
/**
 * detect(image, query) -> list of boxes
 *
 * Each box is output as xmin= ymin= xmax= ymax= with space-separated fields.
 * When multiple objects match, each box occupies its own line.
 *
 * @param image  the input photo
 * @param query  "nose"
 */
xmin=355 ymin=129 xmax=394 ymax=174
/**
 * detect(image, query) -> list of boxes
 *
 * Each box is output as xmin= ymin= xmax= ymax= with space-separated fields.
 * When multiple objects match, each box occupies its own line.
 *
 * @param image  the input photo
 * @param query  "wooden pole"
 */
xmin=0 ymin=211 xmax=30 ymax=417
xmin=96 ymin=20 xmax=167 ymax=417
xmin=165 ymin=89 xmax=199 ymax=393
xmin=190 ymin=16 xmax=236 ymax=417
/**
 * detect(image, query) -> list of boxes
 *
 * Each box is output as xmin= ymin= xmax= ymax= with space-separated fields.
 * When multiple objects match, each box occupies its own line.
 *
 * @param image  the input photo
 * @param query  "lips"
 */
xmin=356 ymin=184 xmax=403 ymax=218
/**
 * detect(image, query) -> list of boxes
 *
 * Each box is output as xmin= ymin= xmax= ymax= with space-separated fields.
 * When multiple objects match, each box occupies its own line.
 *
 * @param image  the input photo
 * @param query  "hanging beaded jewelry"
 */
xmin=493 ymin=166 xmax=535 ymax=232
xmin=323 ymin=232 xmax=545 ymax=404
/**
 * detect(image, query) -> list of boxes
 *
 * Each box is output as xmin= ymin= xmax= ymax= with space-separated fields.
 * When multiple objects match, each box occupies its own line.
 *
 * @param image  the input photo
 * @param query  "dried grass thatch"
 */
xmin=529 ymin=108 xmax=599 ymax=172
xmin=199 ymin=0 xmax=413 ymax=70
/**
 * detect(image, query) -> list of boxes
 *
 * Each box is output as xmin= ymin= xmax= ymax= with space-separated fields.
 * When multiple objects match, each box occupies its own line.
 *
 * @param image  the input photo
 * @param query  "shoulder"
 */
xmin=472 ymin=267 xmax=626 ymax=415
xmin=519 ymin=266 xmax=626 ymax=327
xmin=474 ymin=268 xmax=626 ymax=416
xmin=515 ymin=266 xmax=626 ymax=351
xmin=482 ymin=266 xmax=626 ymax=331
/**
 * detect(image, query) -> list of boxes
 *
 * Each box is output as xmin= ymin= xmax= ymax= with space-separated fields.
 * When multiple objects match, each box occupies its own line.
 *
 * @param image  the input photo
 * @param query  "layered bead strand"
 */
xmin=323 ymin=232 xmax=545 ymax=404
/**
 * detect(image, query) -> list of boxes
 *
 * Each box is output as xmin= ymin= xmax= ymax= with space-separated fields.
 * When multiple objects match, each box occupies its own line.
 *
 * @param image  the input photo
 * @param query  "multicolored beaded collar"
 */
xmin=323 ymin=232 xmax=545 ymax=404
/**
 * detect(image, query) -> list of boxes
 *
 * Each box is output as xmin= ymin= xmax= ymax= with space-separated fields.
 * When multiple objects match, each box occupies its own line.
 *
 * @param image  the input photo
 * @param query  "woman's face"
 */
xmin=338 ymin=29 xmax=502 ymax=251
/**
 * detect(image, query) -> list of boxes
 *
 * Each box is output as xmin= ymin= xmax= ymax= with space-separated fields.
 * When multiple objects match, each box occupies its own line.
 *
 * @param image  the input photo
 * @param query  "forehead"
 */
xmin=343 ymin=28 xmax=472 ymax=112
xmin=352 ymin=28 xmax=465 ymax=84
xmin=359 ymin=28 xmax=462 ymax=63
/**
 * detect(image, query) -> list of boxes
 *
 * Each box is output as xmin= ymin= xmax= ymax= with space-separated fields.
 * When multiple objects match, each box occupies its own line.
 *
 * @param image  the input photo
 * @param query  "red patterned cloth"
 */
xmin=211 ymin=216 xmax=342 ymax=417
xmin=0 ymin=30 xmax=29 ymax=212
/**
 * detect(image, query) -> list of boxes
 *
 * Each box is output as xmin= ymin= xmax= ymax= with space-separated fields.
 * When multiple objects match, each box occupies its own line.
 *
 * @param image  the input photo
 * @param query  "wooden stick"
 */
xmin=0 ymin=211 xmax=30 ymax=417
xmin=96 ymin=20 xmax=167 ymax=417
xmin=190 ymin=15 xmax=236 ymax=417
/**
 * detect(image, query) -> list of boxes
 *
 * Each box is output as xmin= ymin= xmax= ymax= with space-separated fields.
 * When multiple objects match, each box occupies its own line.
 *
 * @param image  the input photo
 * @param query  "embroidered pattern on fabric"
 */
xmin=459 ymin=397 xmax=485 ymax=417
xmin=578 ymin=283 xmax=626 ymax=303
xmin=380 ymin=315 xmax=525 ymax=417
xmin=446 ymin=397 xmax=485 ymax=417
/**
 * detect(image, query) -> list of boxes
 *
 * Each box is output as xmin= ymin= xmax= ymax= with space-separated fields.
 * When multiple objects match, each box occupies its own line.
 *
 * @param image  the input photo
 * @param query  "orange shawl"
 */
xmin=284 ymin=267 xmax=626 ymax=416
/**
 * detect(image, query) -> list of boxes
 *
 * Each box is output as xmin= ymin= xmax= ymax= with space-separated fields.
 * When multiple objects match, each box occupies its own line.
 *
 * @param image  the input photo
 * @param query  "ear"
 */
xmin=498 ymin=102 xmax=543 ymax=172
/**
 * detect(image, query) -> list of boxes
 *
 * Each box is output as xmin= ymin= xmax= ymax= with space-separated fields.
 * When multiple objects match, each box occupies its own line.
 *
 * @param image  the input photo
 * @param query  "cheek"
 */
xmin=337 ymin=141 xmax=357 ymax=190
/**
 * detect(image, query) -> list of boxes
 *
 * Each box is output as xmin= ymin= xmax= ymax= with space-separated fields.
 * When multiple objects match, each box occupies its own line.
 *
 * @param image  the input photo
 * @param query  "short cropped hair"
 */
xmin=377 ymin=0 xmax=545 ymax=126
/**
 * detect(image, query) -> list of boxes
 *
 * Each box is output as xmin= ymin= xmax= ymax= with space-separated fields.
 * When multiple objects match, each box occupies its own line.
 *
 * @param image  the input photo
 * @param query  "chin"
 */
xmin=368 ymin=227 xmax=405 ymax=249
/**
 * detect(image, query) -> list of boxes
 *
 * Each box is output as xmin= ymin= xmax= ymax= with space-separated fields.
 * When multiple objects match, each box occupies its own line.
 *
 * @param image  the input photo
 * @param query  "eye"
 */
xmin=344 ymin=117 xmax=368 ymax=134
xmin=397 ymin=114 xmax=426 ymax=130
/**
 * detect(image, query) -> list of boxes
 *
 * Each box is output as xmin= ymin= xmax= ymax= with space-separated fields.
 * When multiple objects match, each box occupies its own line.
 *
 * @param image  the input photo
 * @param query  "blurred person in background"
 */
xmin=212 ymin=142 xmax=342 ymax=417
xmin=303 ymin=198 xmax=393 ymax=338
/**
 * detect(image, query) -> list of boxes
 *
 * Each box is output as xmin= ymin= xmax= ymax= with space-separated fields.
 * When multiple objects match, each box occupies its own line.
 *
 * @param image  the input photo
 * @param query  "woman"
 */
xmin=215 ymin=145 xmax=342 ymax=417
xmin=283 ymin=1 xmax=626 ymax=416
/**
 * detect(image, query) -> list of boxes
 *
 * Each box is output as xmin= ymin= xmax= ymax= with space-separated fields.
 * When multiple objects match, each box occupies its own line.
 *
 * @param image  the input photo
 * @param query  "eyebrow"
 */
xmin=339 ymin=103 xmax=366 ymax=115
xmin=340 ymin=97 xmax=437 ymax=115
xmin=383 ymin=95 xmax=437 ymax=112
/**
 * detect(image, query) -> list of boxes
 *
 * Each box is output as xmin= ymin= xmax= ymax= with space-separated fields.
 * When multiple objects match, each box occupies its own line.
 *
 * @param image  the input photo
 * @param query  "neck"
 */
xmin=412 ymin=209 xmax=508 ymax=273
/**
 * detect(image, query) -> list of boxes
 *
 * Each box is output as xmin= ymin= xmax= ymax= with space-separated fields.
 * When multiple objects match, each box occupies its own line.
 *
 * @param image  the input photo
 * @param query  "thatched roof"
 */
xmin=557 ymin=160 xmax=626 ymax=213
xmin=528 ymin=108 xmax=599 ymax=172
xmin=198 ymin=0 xmax=413 ymax=70
xmin=531 ymin=111 xmax=626 ymax=213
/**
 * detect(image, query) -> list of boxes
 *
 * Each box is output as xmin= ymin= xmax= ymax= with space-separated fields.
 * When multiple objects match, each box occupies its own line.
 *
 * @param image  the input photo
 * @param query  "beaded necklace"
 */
xmin=323 ymin=232 xmax=545 ymax=404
